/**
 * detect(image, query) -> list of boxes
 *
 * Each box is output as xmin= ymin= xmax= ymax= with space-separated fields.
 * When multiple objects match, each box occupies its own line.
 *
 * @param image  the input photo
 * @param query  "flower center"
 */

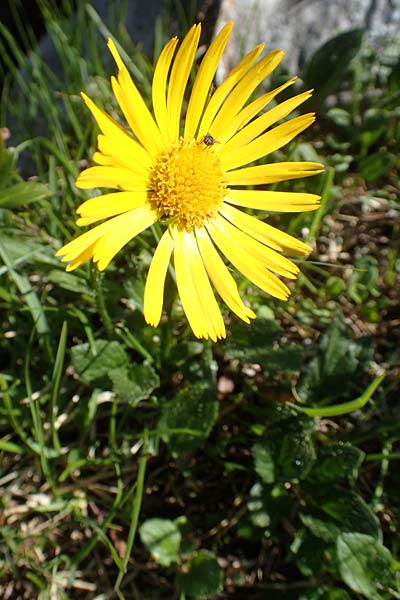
xmin=147 ymin=138 xmax=226 ymax=231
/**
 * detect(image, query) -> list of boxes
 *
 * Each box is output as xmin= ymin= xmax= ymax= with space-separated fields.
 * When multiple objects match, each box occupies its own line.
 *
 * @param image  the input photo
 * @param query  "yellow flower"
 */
xmin=57 ymin=23 xmax=323 ymax=341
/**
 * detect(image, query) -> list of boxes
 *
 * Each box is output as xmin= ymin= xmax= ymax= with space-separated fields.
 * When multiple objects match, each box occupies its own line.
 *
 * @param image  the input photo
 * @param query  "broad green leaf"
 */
xmin=226 ymin=317 xmax=302 ymax=374
xmin=359 ymin=109 xmax=388 ymax=150
xmin=140 ymin=518 xmax=181 ymax=567
xmin=300 ymin=514 xmax=342 ymax=543
xmin=326 ymin=107 xmax=352 ymax=129
xmin=0 ymin=182 xmax=48 ymax=209
xmin=359 ymin=152 xmax=395 ymax=182
xmin=158 ymin=382 xmax=218 ymax=453
xmin=310 ymin=488 xmax=380 ymax=540
xmin=336 ymin=533 xmax=395 ymax=599
xmin=167 ymin=341 xmax=204 ymax=367
xmin=297 ymin=318 xmax=373 ymax=404
xmin=225 ymin=317 xmax=281 ymax=361
xmin=303 ymin=29 xmax=364 ymax=107
xmin=292 ymin=531 xmax=329 ymax=577
xmin=71 ymin=340 xmax=129 ymax=385
xmin=246 ymin=482 xmax=293 ymax=532
xmin=309 ymin=443 xmax=364 ymax=483
xmin=47 ymin=269 xmax=91 ymax=296
xmin=176 ymin=550 xmax=223 ymax=598
xmin=109 ymin=363 xmax=159 ymax=405
xmin=278 ymin=430 xmax=316 ymax=480
xmin=253 ymin=441 xmax=275 ymax=483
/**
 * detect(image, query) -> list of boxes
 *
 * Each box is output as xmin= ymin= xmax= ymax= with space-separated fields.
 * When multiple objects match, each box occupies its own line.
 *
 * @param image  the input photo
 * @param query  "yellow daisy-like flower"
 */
xmin=57 ymin=22 xmax=323 ymax=341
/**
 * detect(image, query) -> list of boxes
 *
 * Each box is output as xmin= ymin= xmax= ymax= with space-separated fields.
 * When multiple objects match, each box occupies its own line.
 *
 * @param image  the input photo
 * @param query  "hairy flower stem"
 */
xmin=91 ymin=266 xmax=114 ymax=338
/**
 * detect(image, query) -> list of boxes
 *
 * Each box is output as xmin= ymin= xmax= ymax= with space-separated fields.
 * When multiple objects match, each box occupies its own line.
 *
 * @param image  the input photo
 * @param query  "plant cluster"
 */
xmin=0 ymin=2 xmax=399 ymax=598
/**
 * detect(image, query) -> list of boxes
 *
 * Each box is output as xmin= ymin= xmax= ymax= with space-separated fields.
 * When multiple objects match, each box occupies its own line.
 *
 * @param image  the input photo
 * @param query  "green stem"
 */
xmin=50 ymin=321 xmax=68 ymax=453
xmin=91 ymin=266 xmax=114 ymax=338
xmin=115 ymin=434 xmax=148 ymax=598
xmin=372 ymin=440 xmax=392 ymax=507
xmin=306 ymin=166 xmax=335 ymax=242
xmin=292 ymin=374 xmax=385 ymax=418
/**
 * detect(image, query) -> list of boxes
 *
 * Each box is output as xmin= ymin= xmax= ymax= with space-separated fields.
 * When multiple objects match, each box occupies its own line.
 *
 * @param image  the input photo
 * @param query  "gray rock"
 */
xmin=215 ymin=0 xmax=400 ymax=76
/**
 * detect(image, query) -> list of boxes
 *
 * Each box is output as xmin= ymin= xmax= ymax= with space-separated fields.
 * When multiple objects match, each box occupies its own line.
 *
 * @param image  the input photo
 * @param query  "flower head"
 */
xmin=57 ymin=23 xmax=323 ymax=341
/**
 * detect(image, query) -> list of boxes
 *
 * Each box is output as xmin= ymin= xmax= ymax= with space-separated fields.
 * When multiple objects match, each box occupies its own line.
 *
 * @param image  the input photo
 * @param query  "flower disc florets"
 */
xmin=147 ymin=138 xmax=226 ymax=231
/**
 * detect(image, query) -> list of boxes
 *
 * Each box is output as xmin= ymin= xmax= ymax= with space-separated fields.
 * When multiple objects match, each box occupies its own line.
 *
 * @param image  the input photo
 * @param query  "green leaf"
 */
xmin=300 ymin=514 xmax=342 ymax=543
xmin=359 ymin=152 xmax=395 ymax=182
xmin=326 ymin=107 xmax=352 ymax=129
xmin=0 ymin=146 xmax=16 ymax=188
xmin=177 ymin=550 xmax=223 ymax=598
xmin=0 ymin=439 xmax=25 ymax=454
xmin=278 ymin=429 xmax=316 ymax=480
xmin=312 ymin=489 xmax=380 ymax=540
xmin=253 ymin=441 xmax=275 ymax=483
xmin=297 ymin=318 xmax=373 ymax=404
xmin=246 ymin=482 xmax=293 ymax=532
xmin=0 ymin=182 xmax=48 ymax=209
xmin=292 ymin=530 xmax=329 ymax=577
xmin=158 ymin=382 xmax=218 ymax=453
xmin=0 ymin=238 xmax=49 ymax=335
xmin=47 ymin=269 xmax=91 ymax=295
xmin=359 ymin=109 xmax=388 ymax=150
xmin=310 ymin=443 xmax=364 ymax=483
xmin=139 ymin=518 xmax=181 ymax=567
xmin=336 ymin=533 xmax=395 ymax=599
xmin=303 ymin=29 xmax=364 ymax=107
xmin=109 ymin=363 xmax=159 ymax=405
xmin=225 ymin=318 xmax=303 ymax=374
xmin=71 ymin=340 xmax=129 ymax=385
xmin=225 ymin=318 xmax=281 ymax=361
xmin=167 ymin=341 xmax=204 ymax=367
xmin=0 ymin=235 xmax=58 ymax=269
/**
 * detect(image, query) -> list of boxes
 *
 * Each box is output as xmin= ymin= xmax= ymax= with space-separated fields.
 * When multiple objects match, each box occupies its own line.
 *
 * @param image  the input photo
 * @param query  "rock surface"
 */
xmin=215 ymin=0 xmax=400 ymax=76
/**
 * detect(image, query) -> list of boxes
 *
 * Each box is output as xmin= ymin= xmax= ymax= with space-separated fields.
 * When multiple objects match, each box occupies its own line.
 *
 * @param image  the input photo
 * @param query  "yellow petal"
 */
xmin=215 ymin=77 xmax=296 ymax=144
xmin=57 ymin=206 xmax=155 ymax=271
xmin=197 ymin=43 xmax=264 ymax=138
xmin=65 ymin=244 xmax=98 ymax=272
xmin=225 ymin=161 xmax=324 ymax=185
xmin=216 ymin=209 xmax=299 ymax=278
xmin=152 ymin=37 xmax=179 ymax=142
xmin=220 ymin=113 xmax=316 ymax=171
xmin=96 ymin=135 xmax=150 ymax=177
xmin=76 ymin=166 xmax=147 ymax=191
xmin=76 ymin=191 xmax=148 ymax=226
xmin=166 ymin=24 xmax=201 ymax=141
xmin=92 ymin=205 xmax=156 ymax=270
xmin=184 ymin=22 xmax=233 ymax=139
xmin=107 ymin=39 xmax=162 ymax=154
xmin=174 ymin=230 xmax=225 ymax=341
xmin=206 ymin=218 xmax=291 ymax=300
xmin=209 ymin=49 xmax=285 ymax=135
xmin=225 ymin=189 xmax=320 ymax=212
xmin=80 ymin=92 xmax=151 ymax=170
xmin=144 ymin=228 xmax=175 ymax=327
xmin=111 ymin=74 xmax=162 ymax=157
xmin=195 ymin=227 xmax=255 ymax=323
xmin=219 ymin=202 xmax=312 ymax=255
xmin=56 ymin=217 xmax=123 ymax=262
xmin=221 ymin=90 xmax=313 ymax=156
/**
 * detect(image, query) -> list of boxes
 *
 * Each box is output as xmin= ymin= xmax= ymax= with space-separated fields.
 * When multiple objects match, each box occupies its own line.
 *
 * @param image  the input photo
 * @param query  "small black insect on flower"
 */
xmin=203 ymin=133 xmax=215 ymax=146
